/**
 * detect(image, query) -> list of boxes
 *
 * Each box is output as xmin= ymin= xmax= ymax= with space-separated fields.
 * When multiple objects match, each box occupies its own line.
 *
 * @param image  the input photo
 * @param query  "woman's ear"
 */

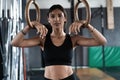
xmin=64 ymin=18 xmax=67 ymax=23
xmin=48 ymin=18 xmax=50 ymax=23
xmin=48 ymin=20 xmax=50 ymax=23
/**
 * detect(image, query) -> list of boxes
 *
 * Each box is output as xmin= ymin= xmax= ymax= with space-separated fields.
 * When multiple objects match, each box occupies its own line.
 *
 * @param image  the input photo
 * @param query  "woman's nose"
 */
xmin=55 ymin=16 xmax=59 ymax=21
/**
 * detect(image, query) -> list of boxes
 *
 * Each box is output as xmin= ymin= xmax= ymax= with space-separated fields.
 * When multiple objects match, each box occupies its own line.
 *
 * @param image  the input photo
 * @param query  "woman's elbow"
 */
xmin=10 ymin=40 xmax=19 ymax=47
xmin=100 ymin=38 xmax=107 ymax=45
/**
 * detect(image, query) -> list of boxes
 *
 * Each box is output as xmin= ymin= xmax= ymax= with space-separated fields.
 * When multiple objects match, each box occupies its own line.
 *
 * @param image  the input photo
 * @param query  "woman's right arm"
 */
xmin=11 ymin=25 xmax=39 ymax=47
xmin=11 ymin=22 xmax=48 ymax=47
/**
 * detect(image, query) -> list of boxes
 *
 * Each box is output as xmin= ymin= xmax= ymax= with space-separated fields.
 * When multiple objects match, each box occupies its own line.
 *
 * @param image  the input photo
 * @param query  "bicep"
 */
xmin=19 ymin=37 xmax=41 ymax=47
xmin=74 ymin=36 xmax=100 ymax=47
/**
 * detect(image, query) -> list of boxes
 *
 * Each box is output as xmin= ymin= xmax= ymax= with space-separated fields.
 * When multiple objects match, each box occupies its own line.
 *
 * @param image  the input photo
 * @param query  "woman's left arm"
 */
xmin=69 ymin=21 xmax=107 ymax=46
xmin=85 ymin=24 xmax=107 ymax=45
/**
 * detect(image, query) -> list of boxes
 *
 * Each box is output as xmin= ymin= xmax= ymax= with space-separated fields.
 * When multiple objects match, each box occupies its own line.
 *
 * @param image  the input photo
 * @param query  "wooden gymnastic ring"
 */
xmin=74 ymin=0 xmax=91 ymax=26
xmin=25 ymin=0 xmax=40 ymax=28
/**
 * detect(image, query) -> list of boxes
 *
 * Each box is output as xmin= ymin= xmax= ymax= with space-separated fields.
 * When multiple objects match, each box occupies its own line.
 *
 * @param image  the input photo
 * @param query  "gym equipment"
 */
xmin=74 ymin=0 xmax=91 ymax=26
xmin=25 ymin=0 xmax=40 ymax=28
xmin=0 ymin=0 xmax=24 ymax=80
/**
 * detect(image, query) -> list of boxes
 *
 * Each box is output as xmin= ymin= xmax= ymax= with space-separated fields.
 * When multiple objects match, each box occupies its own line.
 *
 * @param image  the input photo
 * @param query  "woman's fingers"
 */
xmin=39 ymin=25 xmax=48 ymax=38
xmin=32 ymin=22 xmax=48 ymax=38
xmin=40 ymin=25 xmax=48 ymax=38
xmin=69 ymin=21 xmax=82 ymax=34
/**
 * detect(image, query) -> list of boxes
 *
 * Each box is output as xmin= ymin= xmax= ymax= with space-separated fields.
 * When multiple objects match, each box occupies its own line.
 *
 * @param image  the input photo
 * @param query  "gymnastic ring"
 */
xmin=74 ymin=0 xmax=91 ymax=26
xmin=25 ymin=0 xmax=40 ymax=28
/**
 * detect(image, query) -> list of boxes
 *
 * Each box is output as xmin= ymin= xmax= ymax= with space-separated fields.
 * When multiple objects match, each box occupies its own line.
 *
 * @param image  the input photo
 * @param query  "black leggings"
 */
xmin=44 ymin=73 xmax=79 ymax=80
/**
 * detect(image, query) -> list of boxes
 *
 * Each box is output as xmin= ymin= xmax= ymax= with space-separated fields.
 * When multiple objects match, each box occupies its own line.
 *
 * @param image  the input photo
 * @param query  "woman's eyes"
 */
xmin=51 ymin=15 xmax=55 ymax=18
xmin=50 ymin=14 xmax=62 ymax=18
xmin=58 ymin=14 xmax=62 ymax=17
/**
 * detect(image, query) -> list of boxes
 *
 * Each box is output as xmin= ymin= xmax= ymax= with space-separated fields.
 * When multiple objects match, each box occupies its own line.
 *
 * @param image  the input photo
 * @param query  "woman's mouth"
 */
xmin=54 ymin=23 xmax=60 ymax=26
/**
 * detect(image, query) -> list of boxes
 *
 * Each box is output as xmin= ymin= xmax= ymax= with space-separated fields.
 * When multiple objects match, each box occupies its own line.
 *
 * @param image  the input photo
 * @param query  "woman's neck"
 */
xmin=51 ymin=29 xmax=66 ymax=37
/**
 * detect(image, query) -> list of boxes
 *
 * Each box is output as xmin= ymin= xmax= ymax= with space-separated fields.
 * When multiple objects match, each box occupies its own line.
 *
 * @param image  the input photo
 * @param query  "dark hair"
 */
xmin=47 ymin=4 xmax=67 ymax=18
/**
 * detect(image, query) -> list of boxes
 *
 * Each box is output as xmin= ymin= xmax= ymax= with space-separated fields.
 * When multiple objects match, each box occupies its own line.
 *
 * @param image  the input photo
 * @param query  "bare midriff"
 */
xmin=44 ymin=65 xmax=73 ymax=80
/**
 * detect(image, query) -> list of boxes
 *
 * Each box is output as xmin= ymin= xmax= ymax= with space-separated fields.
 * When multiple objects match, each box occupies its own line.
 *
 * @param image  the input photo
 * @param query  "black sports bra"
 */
xmin=43 ymin=34 xmax=73 ymax=66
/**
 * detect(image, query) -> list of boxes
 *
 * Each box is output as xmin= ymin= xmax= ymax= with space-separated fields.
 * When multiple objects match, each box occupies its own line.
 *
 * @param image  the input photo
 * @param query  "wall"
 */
xmin=26 ymin=0 xmax=120 ymax=9
xmin=2 ymin=0 xmax=120 ymax=9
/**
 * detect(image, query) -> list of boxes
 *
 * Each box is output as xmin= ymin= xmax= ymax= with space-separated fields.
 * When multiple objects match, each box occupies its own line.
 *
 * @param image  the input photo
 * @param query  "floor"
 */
xmin=27 ymin=67 xmax=120 ymax=80
xmin=76 ymin=68 xmax=116 ymax=80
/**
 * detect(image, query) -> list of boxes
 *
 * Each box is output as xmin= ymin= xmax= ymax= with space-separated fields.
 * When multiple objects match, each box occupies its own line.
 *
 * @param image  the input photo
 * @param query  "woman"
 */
xmin=11 ymin=4 xmax=107 ymax=80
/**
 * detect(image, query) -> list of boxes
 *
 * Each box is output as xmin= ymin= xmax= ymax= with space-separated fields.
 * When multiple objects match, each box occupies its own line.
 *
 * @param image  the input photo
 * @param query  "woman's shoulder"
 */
xmin=70 ymin=34 xmax=84 ymax=45
xmin=69 ymin=35 xmax=79 ymax=47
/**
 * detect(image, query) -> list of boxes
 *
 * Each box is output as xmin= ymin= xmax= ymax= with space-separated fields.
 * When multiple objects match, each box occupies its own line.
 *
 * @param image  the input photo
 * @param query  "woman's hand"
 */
xmin=69 ymin=20 xmax=87 ymax=34
xmin=31 ymin=21 xmax=48 ymax=38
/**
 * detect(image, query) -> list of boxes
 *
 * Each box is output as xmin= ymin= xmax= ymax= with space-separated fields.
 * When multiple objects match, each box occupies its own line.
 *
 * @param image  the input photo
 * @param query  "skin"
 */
xmin=11 ymin=9 xmax=107 ymax=80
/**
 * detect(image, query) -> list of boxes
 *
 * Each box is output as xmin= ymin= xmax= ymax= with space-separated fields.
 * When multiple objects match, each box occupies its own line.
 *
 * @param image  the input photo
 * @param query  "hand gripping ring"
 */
xmin=25 ymin=0 xmax=40 ymax=28
xmin=74 ymin=0 xmax=91 ymax=26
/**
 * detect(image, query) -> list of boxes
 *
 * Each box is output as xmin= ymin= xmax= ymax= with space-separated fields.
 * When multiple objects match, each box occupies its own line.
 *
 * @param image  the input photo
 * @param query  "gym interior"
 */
xmin=0 ymin=0 xmax=120 ymax=80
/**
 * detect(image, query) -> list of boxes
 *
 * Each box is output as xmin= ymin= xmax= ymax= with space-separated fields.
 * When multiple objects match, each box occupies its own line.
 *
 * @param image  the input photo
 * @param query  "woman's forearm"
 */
xmin=11 ymin=25 xmax=31 ymax=47
xmin=87 ymin=24 xmax=107 ymax=45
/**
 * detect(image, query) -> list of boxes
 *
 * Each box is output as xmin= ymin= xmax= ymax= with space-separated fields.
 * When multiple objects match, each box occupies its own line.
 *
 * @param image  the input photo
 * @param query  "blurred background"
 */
xmin=0 ymin=0 xmax=120 ymax=80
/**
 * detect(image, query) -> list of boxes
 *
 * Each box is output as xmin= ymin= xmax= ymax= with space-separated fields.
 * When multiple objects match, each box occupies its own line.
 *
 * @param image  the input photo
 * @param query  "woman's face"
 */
xmin=48 ymin=9 xmax=67 ymax=29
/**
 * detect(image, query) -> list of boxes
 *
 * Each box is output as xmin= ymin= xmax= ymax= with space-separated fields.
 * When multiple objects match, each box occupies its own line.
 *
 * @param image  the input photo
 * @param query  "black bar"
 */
xmin=70 ymin=0 xmax=74 ymax=23
xmin=100 ymin=5 xmax=105 ymax=71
